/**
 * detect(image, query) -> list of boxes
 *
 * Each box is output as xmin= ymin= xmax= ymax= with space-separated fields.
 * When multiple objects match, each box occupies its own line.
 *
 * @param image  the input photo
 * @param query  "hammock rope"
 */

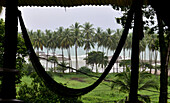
xmin=18 ymin=4 xmax=134 ymax=97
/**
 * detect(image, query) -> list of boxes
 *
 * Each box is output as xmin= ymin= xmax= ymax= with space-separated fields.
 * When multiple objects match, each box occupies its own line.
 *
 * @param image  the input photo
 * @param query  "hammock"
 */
xmin=18 ymin=4 xmax=134 ymax=97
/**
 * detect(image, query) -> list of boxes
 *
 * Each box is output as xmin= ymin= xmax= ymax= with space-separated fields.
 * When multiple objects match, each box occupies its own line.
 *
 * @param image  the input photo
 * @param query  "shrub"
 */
xmin=17 ymin=72 xmax=82 ymax=103
xmin=78 ymin=66 xmax=92 ymax=73
xmin=22 ymin=63 xmax=34 ymax=76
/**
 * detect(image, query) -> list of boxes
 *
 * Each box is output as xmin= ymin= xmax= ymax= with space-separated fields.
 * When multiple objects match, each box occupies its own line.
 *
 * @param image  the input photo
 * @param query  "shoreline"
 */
xmin=25 ymin=52 xmax=161 ymax=74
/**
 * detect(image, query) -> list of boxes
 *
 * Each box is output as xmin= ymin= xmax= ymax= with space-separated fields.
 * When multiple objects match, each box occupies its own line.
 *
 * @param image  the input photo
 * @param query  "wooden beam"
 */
xmin=1 ymin=0 xmax=18 ymax=99
xmin=129 ymin=0 xmax=143 ymax=102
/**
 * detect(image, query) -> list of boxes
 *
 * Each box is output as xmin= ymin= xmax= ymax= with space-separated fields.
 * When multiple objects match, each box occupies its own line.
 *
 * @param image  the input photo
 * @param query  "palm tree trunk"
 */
xmin=154 ymin=50 xmax=158 ymax=75
xmin=149 ymin=51 xmax=153 ymax=73
xmin=61 ymin=48 xmax=65 ymax=73
xmin=67 ymin=48 xmax=71 ymax=73
xmin=75 ymin=44 xmax=78 ymax=71
xmin=46 ymin=48 xmax=49 ymax=71
xmin=96 ymin=63 xmax=98 ymax=73
xmin=123 ymin=47 xmax=125 ymax=71
xmin=129 ymin=49 xmax=131 ymax=58
xmin=117 ymin=60 xmax=119 ymax=73
xmin=86 ymin=49 xmax=88 ymax=66
xmin=53 ymin=49 xmax=56 ymax=69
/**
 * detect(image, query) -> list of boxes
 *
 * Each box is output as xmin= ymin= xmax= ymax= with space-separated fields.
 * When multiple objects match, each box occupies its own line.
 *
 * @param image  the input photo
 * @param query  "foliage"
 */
xmin=111 ymin=67 xmax=159 ymax=102
xmin=78 ymin=66 xmax=92 ymax=73
xmin=22 ymin=63 xmax=35 ymax=76
xmin=0 ymin=19 xmax=28 ymax=80
xmin=119 ymin=59 xmax=131 ymax=67
xmin=55 ymin=61 xmax=68 ymax=73
xmin=48 ymin=56 xmax=58 ymax=63
xmin=0 ymin=19 xmax=5 ymax=67
xmin=112 ymin=5 xmax=157 ymax=32
xmin=84 ymin=51 xmax=108 ymax=72
xmin=17 ymin=72 xmax=82 ymax=103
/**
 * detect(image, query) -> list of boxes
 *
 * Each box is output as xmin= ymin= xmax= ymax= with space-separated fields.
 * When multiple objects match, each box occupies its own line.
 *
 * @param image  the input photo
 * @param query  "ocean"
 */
xmin=30 ymin=44 xmax=160 ymax=73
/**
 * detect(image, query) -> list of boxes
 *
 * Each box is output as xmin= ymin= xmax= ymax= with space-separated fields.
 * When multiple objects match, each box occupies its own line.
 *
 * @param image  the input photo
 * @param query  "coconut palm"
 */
xmin=82 ymin=22 xmax=95 ymax=62
xmin=50 ymin=31 xmax=60 ymax=68
xmin=32 ymin=29 xmax=44 ymax=56
xmin=108 ymin=31 xmax=118 ymax=54
xmin=147 ymin=34 xmax=158 ymax=73
xmin=105 ymin=28 xmax=115 ymax=56
xmin=28 ymin=30 xmax=35 ymax=44
xmin=94 ymin=27 xmax=103 ymax=51
xmin=98 ymin=32 xmax=107 ymax=54
xmin=114 ymin=29 xmax=122 ymax=72
xmin=84 ymin=51 xmax=108 ymax=73
xmin=60 ymin=28 xmax=73 ymax=71
xmin=148 ymin=34 xmax=159 ymax=74
xmin=139 ymin=36 xmax=147 ymax=70
xmin=126 ymin=33 xmax=132 ymax=58
xmin=42 ymin=29 xmax=54 ymax=70
xmin=56 ymin=27 xmax=65 ymax=62
xmin=111 ymin=67 xmax=159 ymax=102
xmin=70 ymin=22 xmax=83 ymax=70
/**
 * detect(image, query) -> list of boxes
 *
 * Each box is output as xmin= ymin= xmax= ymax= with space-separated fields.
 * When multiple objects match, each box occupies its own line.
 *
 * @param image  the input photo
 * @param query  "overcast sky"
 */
xmin=0 ymin=6 xmax=123 ymax=32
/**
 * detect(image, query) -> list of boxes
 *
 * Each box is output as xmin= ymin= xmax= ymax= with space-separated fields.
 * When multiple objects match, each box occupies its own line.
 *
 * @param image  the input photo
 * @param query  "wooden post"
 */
xmin=129 ymin=0 xmax=143 ymax=102
xmin=157 ymin=15 xmax=168 ymax=103
xmin=1 ymin=0 xmax=18 ymax=99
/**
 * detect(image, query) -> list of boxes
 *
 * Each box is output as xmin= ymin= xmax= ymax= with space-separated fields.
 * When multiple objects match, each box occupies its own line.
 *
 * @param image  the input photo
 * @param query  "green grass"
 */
xmin=20 ymin=73 xmax=168 ymax=103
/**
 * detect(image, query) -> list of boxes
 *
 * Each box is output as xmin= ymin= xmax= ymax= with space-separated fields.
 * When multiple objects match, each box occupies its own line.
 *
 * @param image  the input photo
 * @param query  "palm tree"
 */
xmin=42 ymin=29 xmax=53 ymax=70
xmin=114 ymin=29 xmax=122 ymax=73
xmin=56 ymin=27 xmax=64 ymax=63
xmin=139 ymin=36 xmax=147 ymax=70
xmin=28 ymin=30 xmax=35 ymax=44
xmin=84 ymin=51 xmax=108 ymax=73
xmin=147 ymin=34 xmax=158 ymax=73
xmin=111 ymin=67 xmax=159 ymax=102
xmin=98 ymin=31 xmax=107 ymax=54
xmin=32 ymin=29 xmax=44 ymax=56
xmin=94 ymin=27 xmax=103 ymax=51
xmin=50 ymin=31 xmax=59 ymax=68
xmin=82 ymin=22 xmax=95 ymax=63
xmin=126 ymin=33 xmax=132 ymax=58
xmin=60 ymin=28 xmax=73 ymax=72
xmin=105 ymin=28 xmax=114 ymax=56
xmin=70 ymin=22 xmax=83 ymax=70
xmin=148 ymin=34 xmax=159 ymax=74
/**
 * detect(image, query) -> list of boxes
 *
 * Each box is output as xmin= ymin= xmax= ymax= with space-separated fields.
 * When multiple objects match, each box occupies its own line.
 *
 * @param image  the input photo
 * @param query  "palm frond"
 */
xmin=139 ymin=79 xmax=159 ymax=91
xmin=138 ymin=94 xmax=151 ymax=103
xmin=111 ymin=80 xmax=129 ymax=93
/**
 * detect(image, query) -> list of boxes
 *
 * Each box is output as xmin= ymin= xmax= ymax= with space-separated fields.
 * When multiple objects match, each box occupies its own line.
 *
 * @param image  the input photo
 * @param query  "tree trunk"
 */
xmin=154 ymin=50 xmax=158 ymax=75
xmin=61 ymin=48 xmax=64 ymax=73
xmin=53 ymin=49 xmax=56 ymax=70
xmin=96 ymin=63 xmax=98 ymax=73
xmin=117 ymin=60 xmax=119 ymax=73
xmin=129 ymin=0 xmax=143 ymax=102
xmin=123 ymin=47 xmax=125 ymax=71
xmin=150 ymin=51 xmax=153 ymax=73
xmin=1 ymin=0 xmax=18 ymax=99
xmin=75 ymin=44 xmax=78 ymax=71
xmin=46 ymin=48 xmax=49 ymax=71
xmin=157 ymin=15 xmax=168 ymax=103
xmin=67 ymin=48 xmax=72 ymax=73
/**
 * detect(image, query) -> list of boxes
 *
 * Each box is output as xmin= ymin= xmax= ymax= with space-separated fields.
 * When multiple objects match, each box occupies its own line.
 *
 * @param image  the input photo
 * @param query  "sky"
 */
xmin=0 ymin=6 xmax=123 ymax=32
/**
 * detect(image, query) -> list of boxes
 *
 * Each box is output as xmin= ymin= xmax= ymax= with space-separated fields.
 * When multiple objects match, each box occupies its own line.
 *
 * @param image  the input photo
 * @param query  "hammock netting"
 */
xmin=18 ymin=4 xmax=134 ymax=97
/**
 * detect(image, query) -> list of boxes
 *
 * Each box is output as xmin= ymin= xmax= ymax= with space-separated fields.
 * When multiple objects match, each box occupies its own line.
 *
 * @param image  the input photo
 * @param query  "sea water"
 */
xmin=31 ymin=44 xmax=160 ymax=73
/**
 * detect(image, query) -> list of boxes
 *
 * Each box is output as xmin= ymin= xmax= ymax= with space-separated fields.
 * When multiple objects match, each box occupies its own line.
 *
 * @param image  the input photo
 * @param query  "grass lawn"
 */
xmin=19 ymin=73 xmax=169 ymax=103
